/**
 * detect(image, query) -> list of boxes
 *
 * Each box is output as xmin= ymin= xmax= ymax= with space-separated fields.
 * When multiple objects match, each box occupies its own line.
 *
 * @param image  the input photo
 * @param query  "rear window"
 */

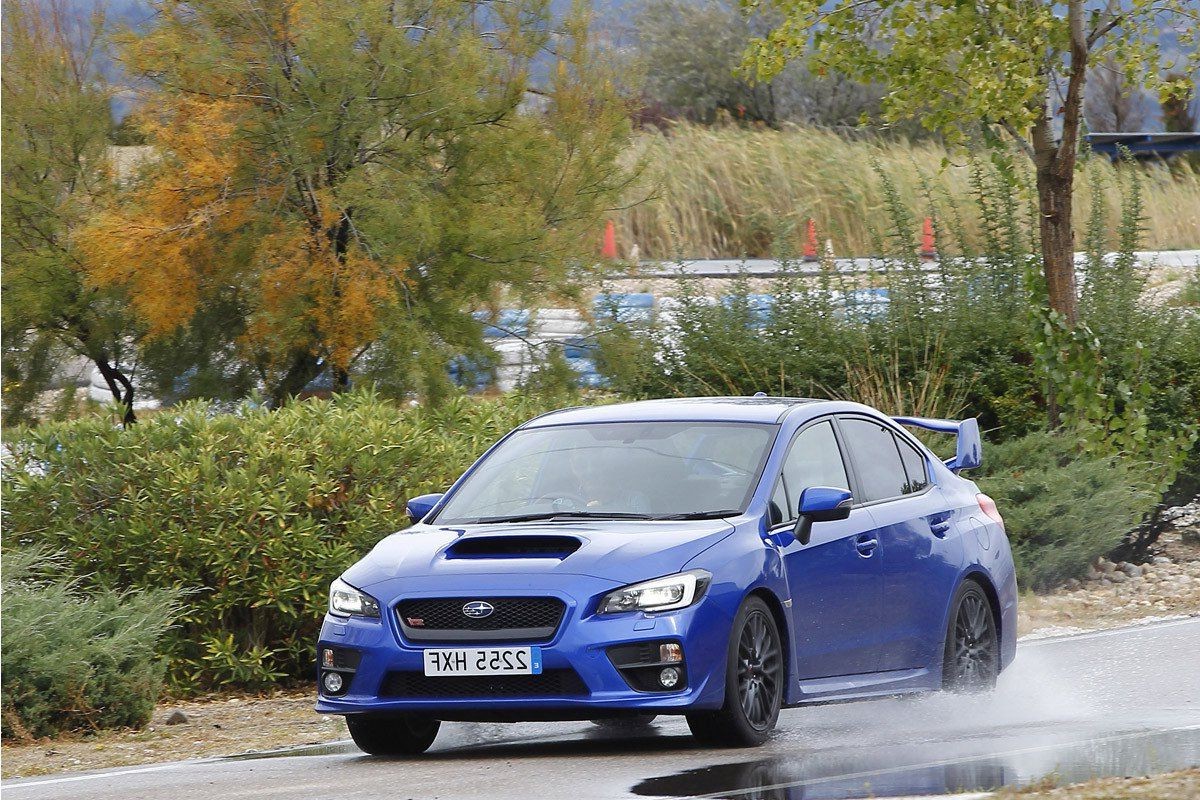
xmin=896 ymin=435 xmax=930 ymax=494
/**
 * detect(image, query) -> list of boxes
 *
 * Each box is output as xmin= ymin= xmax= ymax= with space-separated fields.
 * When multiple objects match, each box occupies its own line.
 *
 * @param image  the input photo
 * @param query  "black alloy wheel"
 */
xmin=942 ymin=581 xmax=999 ymax=692
xmin=737 ymin=609 xmax=782 ymax=730
xmin=687 ymin=596 xmax=783 ymax=747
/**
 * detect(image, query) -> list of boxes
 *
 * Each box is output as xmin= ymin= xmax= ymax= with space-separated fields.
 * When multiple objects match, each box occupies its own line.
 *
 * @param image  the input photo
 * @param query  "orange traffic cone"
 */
xmin=919 ymin=217 xmax=938 ymax=261
xmin=802 ymin=219 xmax=819 ymax=262
xmin=601 ymin=220 xmax=618 ymax=260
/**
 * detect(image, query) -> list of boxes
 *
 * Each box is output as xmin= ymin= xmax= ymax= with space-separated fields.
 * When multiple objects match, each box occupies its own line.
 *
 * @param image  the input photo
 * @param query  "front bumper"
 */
xmin=314 ymin=573 xmax=732 ymax=718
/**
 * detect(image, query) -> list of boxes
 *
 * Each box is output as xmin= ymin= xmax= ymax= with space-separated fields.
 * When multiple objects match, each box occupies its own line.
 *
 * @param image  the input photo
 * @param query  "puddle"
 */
xmin=221 ymin=741 xmax=356 ymax=761
xmin=632 ymin=726 xmax=1200 ymax=799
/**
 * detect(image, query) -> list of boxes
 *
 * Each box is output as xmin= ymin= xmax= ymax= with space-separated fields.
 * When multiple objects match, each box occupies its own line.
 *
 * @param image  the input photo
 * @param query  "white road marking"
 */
xmin=1019 ymin=615 xmax=1199 ymax=646
xmin=4 ymin=762 xmax=195 ymax=790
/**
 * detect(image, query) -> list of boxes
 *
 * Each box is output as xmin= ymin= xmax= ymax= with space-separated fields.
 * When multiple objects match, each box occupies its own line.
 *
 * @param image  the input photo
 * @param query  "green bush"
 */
xmin=1 ymin=391 xmax=563 ymax=691
xmin=1 ymin=549 xmax=178 ymax=740
xmin=977 ymin=432 xmax=1158 ymax=590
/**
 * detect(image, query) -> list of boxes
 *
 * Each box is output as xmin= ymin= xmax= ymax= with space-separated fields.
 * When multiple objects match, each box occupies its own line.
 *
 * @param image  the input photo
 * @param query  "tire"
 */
xmin=686 ymin=596 xmax=783 ymax=747
xmin=589 ymin=714 xmax=658 ymax=729
xmin=941 ymin=580 xmax=1000 ymax=692
xmin=346 ymin=713 xmax=440 ymax=756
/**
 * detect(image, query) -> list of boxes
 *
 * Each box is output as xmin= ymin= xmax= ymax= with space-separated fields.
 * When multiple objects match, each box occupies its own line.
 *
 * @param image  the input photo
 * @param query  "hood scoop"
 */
xmin=444 ymin=534 xmax=583 ymax=560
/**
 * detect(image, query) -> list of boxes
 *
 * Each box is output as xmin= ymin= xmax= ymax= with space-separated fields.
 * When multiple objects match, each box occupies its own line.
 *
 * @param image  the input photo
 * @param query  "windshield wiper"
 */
xmin=653 ymin=509 xmax=743 ymax=520
xmin=471 ymin=511 xmax=657 ymax=524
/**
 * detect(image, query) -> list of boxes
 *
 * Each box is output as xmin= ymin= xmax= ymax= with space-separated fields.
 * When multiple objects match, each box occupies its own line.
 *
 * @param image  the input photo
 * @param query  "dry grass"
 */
xmin=617 ymin=123 xmax=1200 ymax=259
xmin=995 ymin=768 xmax=1200 ymax=799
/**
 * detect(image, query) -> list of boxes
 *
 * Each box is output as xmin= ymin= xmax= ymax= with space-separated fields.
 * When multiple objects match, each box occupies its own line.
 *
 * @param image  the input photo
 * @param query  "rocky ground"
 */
xmin=1018 ymin=502 xmax=1200 ymax=638
xmin=4 ymin=503 xmax=1199 ymax=783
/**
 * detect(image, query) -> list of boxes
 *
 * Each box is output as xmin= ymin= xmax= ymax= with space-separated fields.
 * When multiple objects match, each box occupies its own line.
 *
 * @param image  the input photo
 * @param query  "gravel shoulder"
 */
xmin=1 ymin=693 xmax=346 ymax=779
xmin=4 ymin=512 xmax=1198 ymax=782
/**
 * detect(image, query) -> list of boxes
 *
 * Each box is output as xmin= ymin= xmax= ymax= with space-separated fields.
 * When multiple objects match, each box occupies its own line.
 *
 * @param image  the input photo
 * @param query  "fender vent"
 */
xmin=445 ymin=535 xmax=582 ymax=559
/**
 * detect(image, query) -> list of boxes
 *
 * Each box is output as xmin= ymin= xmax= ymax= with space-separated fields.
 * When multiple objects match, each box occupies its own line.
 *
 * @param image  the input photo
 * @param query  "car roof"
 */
xmin=521 ymin=396 xmax=870 ymax=427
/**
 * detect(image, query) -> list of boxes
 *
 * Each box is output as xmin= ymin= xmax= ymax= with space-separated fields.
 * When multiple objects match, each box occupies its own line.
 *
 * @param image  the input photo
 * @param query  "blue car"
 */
xmin=316 ymin=396 xmax=1017 ymax=754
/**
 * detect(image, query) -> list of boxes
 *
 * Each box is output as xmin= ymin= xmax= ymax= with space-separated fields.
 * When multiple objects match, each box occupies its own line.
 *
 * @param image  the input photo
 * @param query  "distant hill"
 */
xmin=73 ymin=0 xmax=1195 ymax=128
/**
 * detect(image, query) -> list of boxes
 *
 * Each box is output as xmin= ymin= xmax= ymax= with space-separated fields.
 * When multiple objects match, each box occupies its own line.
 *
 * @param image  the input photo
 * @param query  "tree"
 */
xmin=1085 ymin=57 xmax=1150 ymax=132
xmin=633 ymin=0 xmax=779 ymax=124
xmin=78 ymin=0 xmax=633 ymax=404
xmin=1161 ymin=73 xmax=1198 ymax=132
xmin=2 ymin=0 xmax=141 ymax=425
xmin=630 ymin=0 xmax=889 ymax=129
xmin=744 ymin=0 xmax=1198 ymax=326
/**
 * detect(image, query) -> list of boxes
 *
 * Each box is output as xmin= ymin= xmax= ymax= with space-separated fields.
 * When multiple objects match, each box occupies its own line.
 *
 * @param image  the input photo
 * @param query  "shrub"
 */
xmin=1 ymin=391 xmax=564 ymax=691
xmin=977 ymin=432 xmax=1158 ymax=590
xmin=598 ymin=153 xmax=1044 ymax=435
xmin=1 ymin=549 xmax=178 ymax=740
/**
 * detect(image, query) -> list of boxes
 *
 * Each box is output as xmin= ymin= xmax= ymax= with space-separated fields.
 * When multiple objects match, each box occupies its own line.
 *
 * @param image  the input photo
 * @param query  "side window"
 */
xmin=896 ymin=435 xmax=930 ymax=494
xmin=838 ymin=418 xmax=908 ymax=502
xmin=774 ymin=421 xmax=850 ymax=521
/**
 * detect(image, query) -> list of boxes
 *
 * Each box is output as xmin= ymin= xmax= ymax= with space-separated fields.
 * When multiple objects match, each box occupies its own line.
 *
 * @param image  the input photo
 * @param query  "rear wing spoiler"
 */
xmin=892 ymin=416 xmax=982 ymax=473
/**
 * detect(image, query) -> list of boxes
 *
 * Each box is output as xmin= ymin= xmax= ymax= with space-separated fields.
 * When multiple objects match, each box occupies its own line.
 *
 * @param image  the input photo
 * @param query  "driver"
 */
xmin=565 ymin=448 xmax=650 ymax=513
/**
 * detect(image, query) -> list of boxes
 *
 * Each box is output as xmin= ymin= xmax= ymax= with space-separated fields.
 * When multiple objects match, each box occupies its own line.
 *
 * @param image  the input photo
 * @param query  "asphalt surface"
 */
xmin=6 ymin=618 xmax=1199 ymax=800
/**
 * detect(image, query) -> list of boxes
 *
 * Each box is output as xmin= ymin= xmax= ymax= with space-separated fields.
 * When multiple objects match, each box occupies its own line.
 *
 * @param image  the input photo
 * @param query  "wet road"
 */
xmin=6 ymin=618 xmax=1199 ymax=800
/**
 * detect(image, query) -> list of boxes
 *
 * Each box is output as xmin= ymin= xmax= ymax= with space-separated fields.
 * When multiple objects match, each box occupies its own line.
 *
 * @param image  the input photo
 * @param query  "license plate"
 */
xmin=422 ymin=646 xmax=542 ymax=676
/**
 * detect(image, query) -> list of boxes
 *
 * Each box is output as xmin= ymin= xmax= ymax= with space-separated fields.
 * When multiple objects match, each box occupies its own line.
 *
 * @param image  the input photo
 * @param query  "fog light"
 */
xmin=322 ymin=671 xmax=344 ymax=694
xmin=321 ymin=648 xmax=335 ymax=668
xmin=659 ymin=643 xmax=683 ymax=663
xmin=659 ymin=667 xmax=680 ymax=688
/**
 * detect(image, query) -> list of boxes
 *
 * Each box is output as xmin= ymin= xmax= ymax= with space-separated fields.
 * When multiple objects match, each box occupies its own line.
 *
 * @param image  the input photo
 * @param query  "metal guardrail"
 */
xmin=1087 ymin=132 xmax=1200 ymax=161
xmin=626 ymin=250 xmax=1200 ymax=279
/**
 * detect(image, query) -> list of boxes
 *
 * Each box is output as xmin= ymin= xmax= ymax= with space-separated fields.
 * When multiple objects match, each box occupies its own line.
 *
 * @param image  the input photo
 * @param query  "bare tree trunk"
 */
xmin=1023 ymin=0 xmax=1090 ymax=428
xmin=1034 ymin=162 xmax=1079 ymax=326
xmin=94 ymin=357 xmax=137 ymax=427
xmin=269 ymin=350 xmax=323 ymax=407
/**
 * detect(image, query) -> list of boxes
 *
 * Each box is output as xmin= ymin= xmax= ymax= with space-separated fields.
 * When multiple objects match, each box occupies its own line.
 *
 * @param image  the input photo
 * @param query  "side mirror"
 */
xmin=406 ymin=493 xmax=444 ymax=525
xmin=794 ymin=486 xmax=854 ymax=546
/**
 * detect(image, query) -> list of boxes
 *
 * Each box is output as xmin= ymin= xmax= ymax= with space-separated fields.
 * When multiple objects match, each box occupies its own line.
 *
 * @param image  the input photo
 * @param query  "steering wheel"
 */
xmin=529 ymin=493 xmax=589 ymax=512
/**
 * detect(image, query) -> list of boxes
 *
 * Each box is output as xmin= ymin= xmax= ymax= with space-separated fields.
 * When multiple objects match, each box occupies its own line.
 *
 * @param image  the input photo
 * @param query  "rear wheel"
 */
xmin=346 ymin=713 xmax=440 ymax=755
xmin=687 ymin=596 xmax=783 ymax=747
xmin=942 ymin=581 xmax=999 ymax=692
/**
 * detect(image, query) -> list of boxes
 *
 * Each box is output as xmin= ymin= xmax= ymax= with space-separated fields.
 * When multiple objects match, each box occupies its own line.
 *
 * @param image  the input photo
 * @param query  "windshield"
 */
xmin=433 ymin=421 xmax=778 ymax=524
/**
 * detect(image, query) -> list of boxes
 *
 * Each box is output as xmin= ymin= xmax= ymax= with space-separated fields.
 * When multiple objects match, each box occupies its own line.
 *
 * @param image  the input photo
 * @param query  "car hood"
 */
xmin=343 ymin=519 xmax=736 ymax=589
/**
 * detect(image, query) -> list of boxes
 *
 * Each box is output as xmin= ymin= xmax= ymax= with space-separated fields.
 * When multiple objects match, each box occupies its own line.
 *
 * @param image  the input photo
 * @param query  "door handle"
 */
xmin=927 ymin=512 xmax=953 ymax=537
xmin=854 ymin=535 xmax=878 ymax=557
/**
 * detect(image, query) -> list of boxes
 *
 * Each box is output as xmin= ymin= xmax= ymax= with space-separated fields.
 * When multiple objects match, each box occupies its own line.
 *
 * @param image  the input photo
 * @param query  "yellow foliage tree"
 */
xmin=80 ymin=0 xmax=633 ymax=402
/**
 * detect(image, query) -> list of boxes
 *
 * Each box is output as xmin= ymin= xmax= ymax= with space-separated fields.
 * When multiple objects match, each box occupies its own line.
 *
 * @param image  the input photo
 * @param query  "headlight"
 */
xmin=329 ymin=578 xmax=381 ymax=618
xmin=598 ymin=570 xmax=711 ymax=615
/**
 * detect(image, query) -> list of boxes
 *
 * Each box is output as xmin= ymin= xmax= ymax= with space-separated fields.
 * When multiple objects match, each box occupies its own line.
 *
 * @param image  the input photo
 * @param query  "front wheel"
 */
xmin=346 ymin=713 xmax=440 ymax=756
xmin=942 ymin=581 xmax=999 ymax=692
xmin=687 ymin=596 xmax=783 ymax=747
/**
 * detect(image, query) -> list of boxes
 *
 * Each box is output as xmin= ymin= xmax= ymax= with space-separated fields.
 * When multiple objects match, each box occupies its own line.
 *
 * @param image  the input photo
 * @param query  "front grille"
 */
xmin=379 ymin=669 xmax=588 ymax=698
xmin=395 ymin=597 xmax=566 ymax=642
